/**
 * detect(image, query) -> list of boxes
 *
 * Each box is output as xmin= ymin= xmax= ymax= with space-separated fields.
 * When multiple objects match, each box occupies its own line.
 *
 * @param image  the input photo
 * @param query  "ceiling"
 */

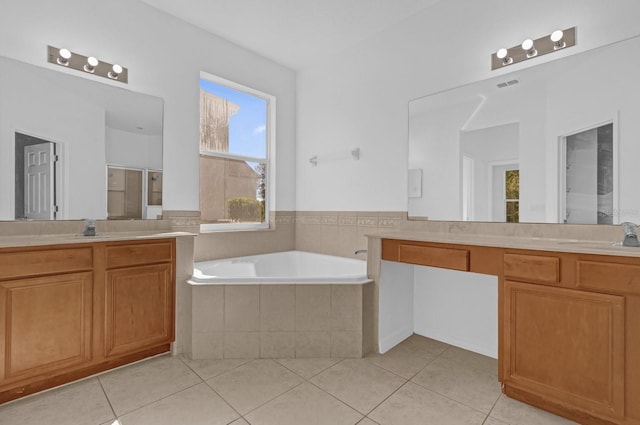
xmin=140 ymin=0 xmax=442 ymax=70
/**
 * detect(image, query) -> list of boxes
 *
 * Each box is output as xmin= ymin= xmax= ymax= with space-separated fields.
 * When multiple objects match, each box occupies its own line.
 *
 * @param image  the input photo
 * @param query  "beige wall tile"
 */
xmin=260 ymin=332 xmax=295 ymax=358
xmin=320 ymin=224 xmax=339 ymax=255
xmin=192 ymin=285 xmax=224 ymax=333
xmin=260 ymin=285 xmax=295 ymax=331
xmin=295 ymin=285 xmax=331 ymax=331
xmin=356 ymin=213 xmax=379 ymax=228
xmin=336 ymin=226 xmax=358 ymax=258
xmin=295 ymin=222 xmax=323 ymax=253
xmin=225 ymin=286 xmax=259 ymax=331
xmin=361 ymin=282 xmax=376 ymax=356
xmin=331 ymin=285 xmax=362 ymax=331
xmin=377 ymin=212 xmax=405 ymax=229
xmin=194 ymin=220 xmax=295 ymax=262
xmin=191 ymin=332 xmax=223 ymax=359
xmin=0 ymin=221 xmax=44 ymax=236
xmin=174 ymin=236 xmax=195 ymax=356
xmin=331 ymin=331 xmax=363 ymax=358
xmin=356 ymin=226 xmax=377 ymax=258
xmin=338 ymin=213 xmax=358 ymax=226
xmin=295 ymin=332 xmax=331 ymax=358
xmin=321 ymin=212 xmax=339 ymax=225
xmin=224 ymin=332 xmax=260 ymax=359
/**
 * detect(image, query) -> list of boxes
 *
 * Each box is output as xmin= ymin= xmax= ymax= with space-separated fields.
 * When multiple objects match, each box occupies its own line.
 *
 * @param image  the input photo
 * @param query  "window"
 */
xmin=505 ymin=169 xmax=519 ymax=223
xmin=199 ymin=72 xmax=274 ymax=231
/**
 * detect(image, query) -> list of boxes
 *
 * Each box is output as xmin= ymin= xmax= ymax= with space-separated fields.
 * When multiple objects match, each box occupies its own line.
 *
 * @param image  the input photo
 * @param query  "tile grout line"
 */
xmin=234 ymin=374 xmax=309 ymax=419
xmin=176 ymin=354 xmax=250 ymax=381
xmin=305 ymin=379 xmax=370 ymax=420
xmin=96 ymin=377 xmax=118 ymax=423
xmin=201 ymin=377 xmax=245 ymax=423
xmin=107 ymin=380 xmax=205 ymax=419
xmin=99 ymin=356 xmax=207 ymax=419
xmin=481 ymin=392 xmax=506 ymax=425
xmin=273 ymin=357 xmax=343 ymax=380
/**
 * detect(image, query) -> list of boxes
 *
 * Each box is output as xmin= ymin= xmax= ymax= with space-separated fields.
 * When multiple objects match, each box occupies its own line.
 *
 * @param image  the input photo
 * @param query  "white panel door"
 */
xmin=24 ymin=142 xmax=55 ymax=220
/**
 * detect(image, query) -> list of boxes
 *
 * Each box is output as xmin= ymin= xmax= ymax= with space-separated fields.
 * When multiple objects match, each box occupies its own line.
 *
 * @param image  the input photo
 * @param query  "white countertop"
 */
xmin=373 ymin=231 xmax=640 ymax=258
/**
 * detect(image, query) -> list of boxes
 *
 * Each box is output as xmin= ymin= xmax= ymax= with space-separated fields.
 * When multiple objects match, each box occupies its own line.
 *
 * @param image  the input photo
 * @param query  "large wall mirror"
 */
xmin=408 ymin=34 xmax=640 ymax=225
xmin=0 ymin=56 xmax=163 ymax=221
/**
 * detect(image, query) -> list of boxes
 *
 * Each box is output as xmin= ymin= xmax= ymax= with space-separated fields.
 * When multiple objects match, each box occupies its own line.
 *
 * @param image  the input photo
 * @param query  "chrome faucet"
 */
xmin=621 ymin=222 xmax=639 ymax=247
xmin=354 ymin=249 xmax=368 ymax=255
xmin=83 ymin=218 xmax=96 ymax=237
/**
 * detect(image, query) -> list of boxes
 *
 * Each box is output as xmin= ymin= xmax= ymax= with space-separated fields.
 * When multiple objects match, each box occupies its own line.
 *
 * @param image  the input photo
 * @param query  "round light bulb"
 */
xmin=57 ymin=48 xmax=72 ymax=65
xmin=496 ymin=48 xmax=508 ymax=59
xmin=112 ymin=64 xmax=123 ymax=74
xmin=84 ymin=56 xmax=99 ymax=73
xmin=551 ymin=29 xmax=566 ymax=49
xmin=522 ymin=39 xmax=537 ymax=57
xmin=550 ymin=30 xmax=564 ymax=43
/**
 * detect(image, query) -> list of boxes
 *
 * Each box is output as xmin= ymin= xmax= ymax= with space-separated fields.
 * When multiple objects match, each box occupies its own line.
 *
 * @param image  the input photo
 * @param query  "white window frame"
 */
xmin=199 ymin=71 xmax=276 ymax=232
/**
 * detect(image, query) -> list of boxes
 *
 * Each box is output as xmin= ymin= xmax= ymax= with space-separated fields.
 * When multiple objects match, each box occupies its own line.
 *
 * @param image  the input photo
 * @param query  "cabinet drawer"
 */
xmin=106 ymin=240 xmax=173 ymax=269
xmin=504 ymin=253 xmax=560 ymax=284
xmin=0 ymin=247 xmax=93 ymax=280
xmin=577 ymin=260 xmax=640 ymax=295
xmin=397 ymin=244 xmax=469 ymax=271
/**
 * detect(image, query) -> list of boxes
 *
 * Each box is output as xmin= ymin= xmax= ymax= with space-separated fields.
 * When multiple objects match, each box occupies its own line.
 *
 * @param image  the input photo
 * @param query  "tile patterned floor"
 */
xmin=0 ymin=335 xmax=578 ymax=425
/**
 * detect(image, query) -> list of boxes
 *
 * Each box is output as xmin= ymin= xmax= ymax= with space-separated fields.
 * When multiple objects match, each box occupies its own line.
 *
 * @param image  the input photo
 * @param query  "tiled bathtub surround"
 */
xmin=194 ymin=211 xmax=295 ymax=261
xmin=295 ymin=211 xmax=405 ymax=258
xmin=190 ymin=282 xmax=373 ymax=359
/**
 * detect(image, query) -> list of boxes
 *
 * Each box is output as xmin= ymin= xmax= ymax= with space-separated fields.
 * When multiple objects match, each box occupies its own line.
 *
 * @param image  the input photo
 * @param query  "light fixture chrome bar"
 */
xmin=47 ymin=45 xmax=128 ymax=83
xmin=491 ymin=27 xmax=576 ymax=70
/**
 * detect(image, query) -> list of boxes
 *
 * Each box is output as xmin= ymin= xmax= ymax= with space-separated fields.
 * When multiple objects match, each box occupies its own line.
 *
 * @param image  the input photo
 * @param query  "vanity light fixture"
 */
xmin=521 ymin=39 xmax=537 ymax=58
xmin=491 ymin=26 xmax=576 ymax=70
xmin=57 ymin=48 xmax=71 ymax=66
xmin=551 ymin=30 xmax=566 ymax=49
xmin=84 ymin=56 xmax=99 ymax=73
xmin=108 ymin=63 xmax=123 ymax=80
xmin=47 ymin=45 xmax=128 ymax=83
xmin=496 ymin=48 xmax=513 ymax=65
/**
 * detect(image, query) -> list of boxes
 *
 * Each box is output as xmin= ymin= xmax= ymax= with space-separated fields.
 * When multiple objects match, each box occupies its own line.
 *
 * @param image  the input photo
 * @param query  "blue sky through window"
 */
xmin=200 ymin=78 xmax=267 ymax=159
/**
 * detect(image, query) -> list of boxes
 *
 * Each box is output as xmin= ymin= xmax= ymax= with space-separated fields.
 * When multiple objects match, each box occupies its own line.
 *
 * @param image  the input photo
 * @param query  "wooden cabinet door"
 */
xmin=0 ymin=272 xmax=93 ymax=384
xmin=503 ymin=280 xmax=625 ymax=420
xmin=104 ymin=264 xmax=174 ymax=357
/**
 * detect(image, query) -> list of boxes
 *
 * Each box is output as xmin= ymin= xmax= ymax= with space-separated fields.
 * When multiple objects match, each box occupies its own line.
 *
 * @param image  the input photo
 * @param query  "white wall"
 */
xmin=414 ymin=266 xmax=498 ymax=358
xmin=378 ymin=260 xmax=414 ymax=353
xmin=296 ymin=0 xmax=640 ymax=212
xmin=378 ymin=260 xmax=498 ymax=358
xmin=0 ymin=58 xmax=107 ymax=219
xmin=0 ymin=0 xmax=296 ymax=215
xmin=545 ymin=38 xmax=640 ymax=223
xmin=106 ymin=127 xmax=163 ymax=170
xmin=461 ymin=123 xmax=519 ymax=221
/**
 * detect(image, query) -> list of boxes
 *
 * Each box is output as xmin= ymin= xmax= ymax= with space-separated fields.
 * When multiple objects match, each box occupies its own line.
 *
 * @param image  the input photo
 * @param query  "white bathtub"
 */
xmin=189 ymin=250 xmax=370 ymax=285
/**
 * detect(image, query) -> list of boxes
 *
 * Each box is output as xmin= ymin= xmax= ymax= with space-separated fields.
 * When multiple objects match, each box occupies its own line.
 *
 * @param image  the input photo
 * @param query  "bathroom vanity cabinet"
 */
xmin=0 ymin=238 xmax=175 ymax=404
xmin=381 ymin=238 xmax=640 ymax=425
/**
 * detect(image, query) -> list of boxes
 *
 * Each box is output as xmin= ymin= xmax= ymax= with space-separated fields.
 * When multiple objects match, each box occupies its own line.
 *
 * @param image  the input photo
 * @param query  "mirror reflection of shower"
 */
xmin=562 ymin=123 xmax=614 ymax=224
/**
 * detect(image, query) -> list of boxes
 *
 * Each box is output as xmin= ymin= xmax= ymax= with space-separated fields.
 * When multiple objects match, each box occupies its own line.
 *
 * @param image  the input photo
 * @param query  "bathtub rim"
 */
xmin=188 ymin=250 xmax=372 ymax=285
